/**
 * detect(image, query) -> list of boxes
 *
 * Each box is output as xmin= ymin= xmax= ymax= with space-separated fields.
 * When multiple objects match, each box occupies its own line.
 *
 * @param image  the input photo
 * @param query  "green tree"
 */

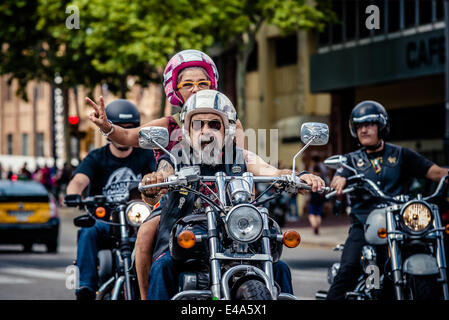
xmin=203 ymin=0 xmax=335 ymax=124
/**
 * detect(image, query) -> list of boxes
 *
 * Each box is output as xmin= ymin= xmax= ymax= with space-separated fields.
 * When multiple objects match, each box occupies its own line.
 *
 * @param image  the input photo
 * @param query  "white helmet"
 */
xmin=180 ymin=90 xmax=237 ymax=145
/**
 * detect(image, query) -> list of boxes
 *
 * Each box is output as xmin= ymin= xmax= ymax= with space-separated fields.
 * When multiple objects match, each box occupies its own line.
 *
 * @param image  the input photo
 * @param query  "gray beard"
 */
xmin=193 ymin=142 xmax=222 ymax=166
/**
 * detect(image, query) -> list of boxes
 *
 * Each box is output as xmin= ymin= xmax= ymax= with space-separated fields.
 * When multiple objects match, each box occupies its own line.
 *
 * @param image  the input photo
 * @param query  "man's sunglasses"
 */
xmin=177 ymin=80 xmax=211 ymax=90
xmin=191 ymin=119 xmax=222 ymax=131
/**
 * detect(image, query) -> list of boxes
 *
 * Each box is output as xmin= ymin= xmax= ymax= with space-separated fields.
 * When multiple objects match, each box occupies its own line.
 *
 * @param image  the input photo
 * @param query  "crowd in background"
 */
xmin=0 ymin=156 xmax=338 ymax=233
xmin=0 ymin=162 xmax=74 ymax=206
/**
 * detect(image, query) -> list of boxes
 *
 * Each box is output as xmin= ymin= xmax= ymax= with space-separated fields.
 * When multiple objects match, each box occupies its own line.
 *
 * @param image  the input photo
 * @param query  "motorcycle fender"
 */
xmin=364 ymin=208 xmax=387 ymax=245
xmin=403 ymin=254 xmax=440 ymax=276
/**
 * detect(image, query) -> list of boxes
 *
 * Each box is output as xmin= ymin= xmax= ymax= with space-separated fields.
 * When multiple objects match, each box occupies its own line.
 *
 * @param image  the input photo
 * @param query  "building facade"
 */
xmin=310 ymin=0 xmax=446 ymax=164
xmin=0 ymin=75 xmax=165 ymax=171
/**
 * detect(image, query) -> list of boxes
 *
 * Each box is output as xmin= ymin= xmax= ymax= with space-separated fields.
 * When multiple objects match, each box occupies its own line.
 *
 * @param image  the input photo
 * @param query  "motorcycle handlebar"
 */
xmin=138 ymin=175 xmax=331 ymax=193
xmin=325 ymin=187 xmax=355 ymax=200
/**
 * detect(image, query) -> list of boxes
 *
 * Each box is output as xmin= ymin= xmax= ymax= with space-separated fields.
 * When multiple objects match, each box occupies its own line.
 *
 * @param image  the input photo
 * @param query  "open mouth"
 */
xmin=200 ymin=136 xmax=215 ymax=149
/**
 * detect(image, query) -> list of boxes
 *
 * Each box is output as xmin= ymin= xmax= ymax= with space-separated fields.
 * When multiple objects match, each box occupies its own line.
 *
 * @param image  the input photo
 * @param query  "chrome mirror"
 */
xmin=324 ymin=155 xmax=347 ymax=170
xmin=138 ymin=126 xmax=169 ymax=149
xmin=292 ymin=122 xmax=330 ymax=179
xmin=138 ymin=126 xmax=178 ymax=172
xmin=300 ymin=122 xmax=329 ymax=146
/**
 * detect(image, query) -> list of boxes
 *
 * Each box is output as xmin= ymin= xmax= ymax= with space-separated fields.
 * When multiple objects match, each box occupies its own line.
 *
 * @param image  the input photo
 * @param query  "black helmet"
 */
xmin=349 ymin=100 xmax=390 ymax=139
xmin=105 ymin=99 xmax=140 ymax=127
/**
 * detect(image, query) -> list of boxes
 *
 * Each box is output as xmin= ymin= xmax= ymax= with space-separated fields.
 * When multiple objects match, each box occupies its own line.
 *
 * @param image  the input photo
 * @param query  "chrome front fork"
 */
xmin=386 ymin=208 xmax=404 ymax=300
xmin=432 ymin=207 xmax=449 ymax=299
xmin=206 ymin=206 xmax=222 ymax=299
xmin=259 ymin=207 xmax=277 ymax=298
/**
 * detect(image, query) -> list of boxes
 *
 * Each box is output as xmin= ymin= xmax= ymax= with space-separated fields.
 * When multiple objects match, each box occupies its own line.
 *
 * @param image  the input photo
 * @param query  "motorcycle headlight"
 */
xmin=126 ymin=201 xmax=152 ymax=227
xmin=226 ymin=204 xmax=263 ymax=243
xmin=401 ymin=201 xmax=432 ymax=233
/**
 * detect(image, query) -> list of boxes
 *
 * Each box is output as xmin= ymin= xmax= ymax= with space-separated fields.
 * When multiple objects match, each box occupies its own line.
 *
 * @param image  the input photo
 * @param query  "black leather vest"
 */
xmin=152 ymin=147 xmax=246 ymax=260
xmin=347 ymin=143 xmax=404 ymax=224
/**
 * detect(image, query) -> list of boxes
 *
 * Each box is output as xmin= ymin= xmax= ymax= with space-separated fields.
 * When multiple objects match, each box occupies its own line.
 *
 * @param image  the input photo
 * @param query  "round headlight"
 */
xmin=126 ymin=201 xmax=152 ymax=227
xmin=226 ymin=204 xmax=263 ymax=243
xmin=402 ymin=202 xmax=432 ymax=233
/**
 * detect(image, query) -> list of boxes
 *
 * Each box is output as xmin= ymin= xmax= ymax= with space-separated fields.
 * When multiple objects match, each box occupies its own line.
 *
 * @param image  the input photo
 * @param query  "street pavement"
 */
xmin=0 ymin=208 xmax=350 ymax=300
xmin=283 ymin=214 xmax=350 ymax=249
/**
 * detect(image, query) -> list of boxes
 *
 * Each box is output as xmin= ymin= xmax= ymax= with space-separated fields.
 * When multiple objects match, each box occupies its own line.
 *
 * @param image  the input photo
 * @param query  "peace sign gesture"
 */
xmin=85 ymin=96 xmax=112 ymax=133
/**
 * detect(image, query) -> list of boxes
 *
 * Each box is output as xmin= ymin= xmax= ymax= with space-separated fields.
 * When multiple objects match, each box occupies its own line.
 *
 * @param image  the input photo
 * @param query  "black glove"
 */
xmin=64 ymin=194 xmax=82 ymax=207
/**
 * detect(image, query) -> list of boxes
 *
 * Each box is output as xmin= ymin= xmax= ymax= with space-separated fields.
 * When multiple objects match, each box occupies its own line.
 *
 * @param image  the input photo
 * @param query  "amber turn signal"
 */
xmin=178 ymin=230 xmax=196 ymax=249
xmin=445 ymin=225 xmax=449 ymax=235
xmin=96 ymin=207 xmax=106 ymax=218
xmin=377 ymin=228 xmax=387 ymax=239
xmin=283 ymin=230 xmax=301 ymax=248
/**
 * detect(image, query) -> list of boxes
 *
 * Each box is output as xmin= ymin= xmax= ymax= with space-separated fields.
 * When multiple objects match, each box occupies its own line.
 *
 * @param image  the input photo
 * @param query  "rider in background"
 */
xmin=66 ymin=100 xmax=156 ymax=300
xmin=326 ymin=100 xmax=449 ymax=300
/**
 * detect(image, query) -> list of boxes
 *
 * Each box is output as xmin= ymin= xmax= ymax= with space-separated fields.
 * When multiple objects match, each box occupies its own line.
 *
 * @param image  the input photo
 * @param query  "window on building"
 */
xmin=275 ymin=35 xmax=297 ymax=67
xmin=420 ymin=0 xmax=433 ymax=25
xmin=318 ymin=24 xmax=330 ymax=47
xmin=36 ymin=133 xmax=44 ymax=157
xmin=331 ymin=1 xmax=343 ymax=44
xmin=22 ymin=133 xmax=29 ymax=156
xmin=6 ymin=80 xmax=11 ymax=101
xmin=345 ymin=0 xmax=357 ymax=40
xmin=7 ymin=134 xmax=13 ymax=155
xmin=246 ymin=43 xmax=258 ymax=72
xmin=358 ymin=0 xmax=372 ymax=39
xmin=388 ymin=0 xmax=401 ymax=32
xmin=436 ymin=0 xmax=443 ymax=21
xmin=404 ymin=0 xmax=416 ymax=28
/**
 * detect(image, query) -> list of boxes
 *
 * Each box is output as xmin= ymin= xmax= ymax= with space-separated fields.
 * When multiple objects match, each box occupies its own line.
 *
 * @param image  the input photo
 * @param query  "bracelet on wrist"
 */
xmin=100 ymin=120 xmax=114 ymax=138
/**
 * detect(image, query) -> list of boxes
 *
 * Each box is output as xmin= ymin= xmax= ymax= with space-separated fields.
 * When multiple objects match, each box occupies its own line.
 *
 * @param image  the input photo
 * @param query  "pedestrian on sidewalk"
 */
xmin=308 ymin=165 xmax=326 ymax=235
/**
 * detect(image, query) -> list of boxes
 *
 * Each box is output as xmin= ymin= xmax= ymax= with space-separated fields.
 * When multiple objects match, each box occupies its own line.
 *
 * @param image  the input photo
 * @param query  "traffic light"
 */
xmin=68 ymin=115 xmax=79 ymax=126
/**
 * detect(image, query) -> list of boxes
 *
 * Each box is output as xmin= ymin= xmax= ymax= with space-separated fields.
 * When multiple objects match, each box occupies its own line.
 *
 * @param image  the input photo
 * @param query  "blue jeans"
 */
xmin=147 ymin=251 xmax=293 ymax=300
xmin=76 ymin=221 xmax=111 ymax=292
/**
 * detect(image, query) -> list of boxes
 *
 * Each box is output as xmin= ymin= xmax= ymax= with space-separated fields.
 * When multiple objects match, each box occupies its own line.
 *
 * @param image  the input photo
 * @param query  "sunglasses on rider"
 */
xmin=177 ymin=80 xmax=211 ymax=90
xmin=191 ymin=119 xmax=222 ymax=131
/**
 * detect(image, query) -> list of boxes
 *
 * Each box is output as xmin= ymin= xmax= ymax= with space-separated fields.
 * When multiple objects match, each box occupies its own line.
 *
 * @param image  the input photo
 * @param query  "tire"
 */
xmin=406 ymin=275 xmax=440 ymax=300
xmin=46 ymin=240 xmax=58 ymax=253
xmin=235 ymin=280 xmax=272 ymax=300
xmin=97 ymin=250 xmax=113 ymax=283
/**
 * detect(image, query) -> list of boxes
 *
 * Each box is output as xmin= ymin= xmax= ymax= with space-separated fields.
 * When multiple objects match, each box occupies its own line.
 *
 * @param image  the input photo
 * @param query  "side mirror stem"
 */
xmin=291 ymin=138 xmax=314 ymax=179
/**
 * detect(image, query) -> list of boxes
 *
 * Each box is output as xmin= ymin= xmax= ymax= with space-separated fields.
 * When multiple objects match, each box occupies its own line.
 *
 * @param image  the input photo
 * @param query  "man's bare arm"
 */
xmin=426 ymin=164 xmax=449 ymax=182
xmin=66 ymin=173 xmax=90 ymax=195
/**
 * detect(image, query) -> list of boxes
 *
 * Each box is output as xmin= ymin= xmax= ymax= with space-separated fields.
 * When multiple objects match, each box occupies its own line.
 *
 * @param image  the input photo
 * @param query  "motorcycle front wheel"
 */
xmin=406 ymin=275 xmax=441 ymax=300
xmin=235 ymin=280 xmax=272 ymax=300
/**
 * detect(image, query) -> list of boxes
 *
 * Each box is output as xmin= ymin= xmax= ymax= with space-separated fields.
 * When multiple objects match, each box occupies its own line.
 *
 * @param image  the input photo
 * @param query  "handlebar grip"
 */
xmin=64 ymin=194 xmax=82 ymax=207
xmin=325 ymin=187 xmax=355 ymax=200
xmin=138 ymin=180 xmax=177 ymax=192
xmin=296 ymin=183 xmax=331 ymax=194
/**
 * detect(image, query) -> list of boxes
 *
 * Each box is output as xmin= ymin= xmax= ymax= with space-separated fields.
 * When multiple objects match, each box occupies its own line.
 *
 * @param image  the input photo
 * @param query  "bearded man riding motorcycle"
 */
xmin=326 ymin=100 xmax=449 ymax=300
xmin=139 ymin=90 xmax=325 ymax=300
xmin=86 ymin=49 xmax=314 ymax=299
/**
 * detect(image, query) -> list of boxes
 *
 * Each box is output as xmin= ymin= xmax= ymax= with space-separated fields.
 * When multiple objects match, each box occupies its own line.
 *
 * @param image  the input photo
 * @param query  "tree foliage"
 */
xmin=0 ymin=0 xmax=334 ymax=106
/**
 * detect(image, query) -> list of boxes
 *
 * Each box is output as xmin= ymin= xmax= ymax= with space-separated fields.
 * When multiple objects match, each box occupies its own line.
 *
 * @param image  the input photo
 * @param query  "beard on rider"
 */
xmin=189 ymin=113 xmax=225 ymax=166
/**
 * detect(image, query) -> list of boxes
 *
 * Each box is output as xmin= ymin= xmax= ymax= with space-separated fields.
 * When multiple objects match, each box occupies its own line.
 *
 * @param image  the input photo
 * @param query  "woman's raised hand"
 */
xmin=85 ymin=96 xmax=111 ymax=133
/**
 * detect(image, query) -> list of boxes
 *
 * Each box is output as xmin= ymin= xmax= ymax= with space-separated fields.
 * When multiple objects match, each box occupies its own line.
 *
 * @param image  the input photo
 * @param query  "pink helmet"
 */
xmin=163 ymin=49 xmax=219 ymax=106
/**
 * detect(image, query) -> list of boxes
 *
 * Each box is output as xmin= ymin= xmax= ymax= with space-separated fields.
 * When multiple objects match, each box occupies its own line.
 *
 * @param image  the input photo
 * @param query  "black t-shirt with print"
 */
xmin=74 ymin=144 xmax=156 ymax=201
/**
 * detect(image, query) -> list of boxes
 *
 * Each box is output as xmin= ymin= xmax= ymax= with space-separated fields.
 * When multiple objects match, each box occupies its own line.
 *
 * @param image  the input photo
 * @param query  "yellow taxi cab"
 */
xmin=0 ymin=179 xmax=59 ymax=253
